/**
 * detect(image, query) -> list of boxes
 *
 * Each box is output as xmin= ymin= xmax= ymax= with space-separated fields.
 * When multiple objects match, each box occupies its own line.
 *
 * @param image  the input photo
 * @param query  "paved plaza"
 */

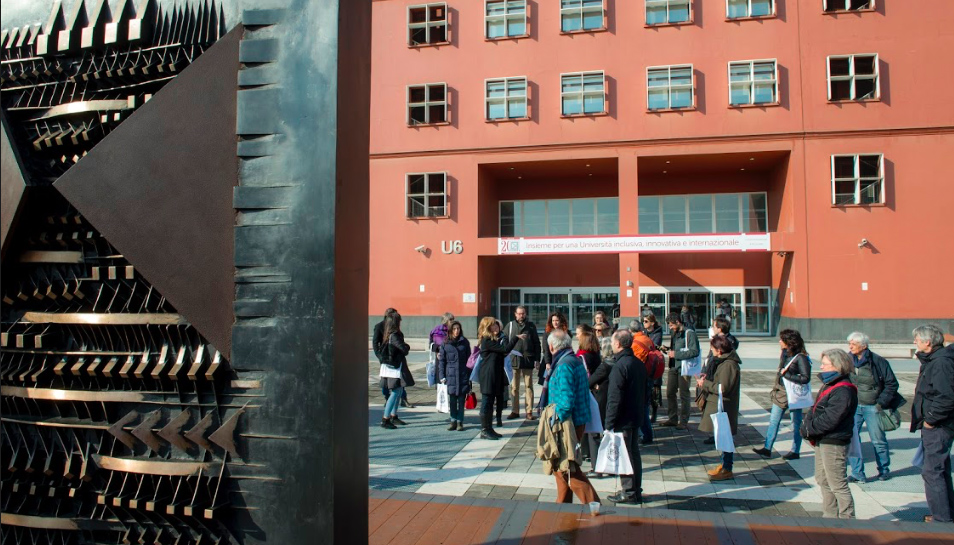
xmin=368 ymin=346 xmax=949 ymax=524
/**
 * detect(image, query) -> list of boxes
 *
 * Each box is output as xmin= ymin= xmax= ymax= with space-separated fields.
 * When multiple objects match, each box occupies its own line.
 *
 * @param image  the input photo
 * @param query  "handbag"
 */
xmin=595 ymin=431 xmax=634 ymax=475
xmin=695 ymin=389 xmax=707 ymax=411
xmin=711 ymin=384 xmax=736 ymax=453
xmin=680 ymin=354 xmax=702 ymax=377
xmin=878 ymin=407 xmax=901 ymax=432
xmin=436 ymin=383 xmax=450 ymax=414
xmin=464 ymin=391 xmax=477 ymax=410
xmin=781 ymin=356 xmax=813 ymax=410
xmin=379 ymin=363 xmax=402 ymax=379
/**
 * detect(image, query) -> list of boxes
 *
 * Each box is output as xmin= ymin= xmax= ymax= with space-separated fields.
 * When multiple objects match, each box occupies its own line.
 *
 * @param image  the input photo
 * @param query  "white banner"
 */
xmin=497 ymin=233 xmax=771 ymax=255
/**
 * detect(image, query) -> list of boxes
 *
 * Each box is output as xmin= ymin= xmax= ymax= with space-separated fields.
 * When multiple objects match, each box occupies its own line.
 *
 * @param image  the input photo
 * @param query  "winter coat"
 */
xmin=479 ymin=335 xmax=518 ymax=396
xmin=645 ymin=325 xmax=663 ymax=349
xmin=438 ymin=336 xmax=472 ymax=396
xmin=771 ymin=351 xmax=812 ymax=409
xmin=667 ymin=327 xmax=700 ymax=369
xmin=588 ymin=361 xmax=613 ymax=423
xmin=849 ymin=349 xmax=901 ymax=409
xmin=539 ymin=328 xmax=568 ymax=384
xmin=380 ymin=330 xmax=414 ymax=389
xmin=577 ymin=350 xmax=601 ymax=376
xmin=911 ymin=344 xmax=954 ymax=432
xmin=504 ymin=320 xmax=542 ymax=369
xmin=801 ymin=374 xmax=858 ymax=445
xmin=549 ymin=350 xmax=591 ymax=426
xmin=699 ymin=351 xmax=741 ymax=435
xmin=604 ymin=347 xmax=647 ymax=432
xmin=372 ymin=320 xmax=386 ymax=363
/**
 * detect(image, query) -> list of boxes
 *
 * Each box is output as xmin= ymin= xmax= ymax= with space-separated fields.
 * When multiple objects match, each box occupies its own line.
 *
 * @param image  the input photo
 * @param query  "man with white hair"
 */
xmin=911 ymin=325 xmax=954 ymax=524
xmin=846 ymin=331 xmax=901 ymax=483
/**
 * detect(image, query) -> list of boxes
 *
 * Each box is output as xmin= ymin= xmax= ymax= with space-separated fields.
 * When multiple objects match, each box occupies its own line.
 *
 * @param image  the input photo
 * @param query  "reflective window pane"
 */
xmin=500 ymin=202 xmax=516 ymax=236
xmin=742 ymin=193 xmax=768 ymax=232
xmin=688 ymin=195 xmax=713 ymax=233
xmin=714 ymin=194 xmax=741 ymax=233
xmin=662 ymin=195 xmax=687 ymax=234
xmin=648 ymin=89 xmax=670 ymax=110
xmin=596 ymin=198 xmax=619 ymax=234
xmin=523 ymin=200 xmax=547 ymax=236
xmin=508 ymin=98 xmax=527 ymax=118
xmin=727 ymin=0 xmax=747 ymax=18
xmin=752 ymin=0 xmax=773 ymax=16
xmin=859 ymin=155 xmax=880 ymax=177
xmin=488 ymin=100 xmax=506 ymax=120
xmin=571 ymin=199 xmax=596 ymax=235
xmin=639 ymin=197 xmax=661 ymax=234
xmin=548 ymin=200 xmax=571 ymax=236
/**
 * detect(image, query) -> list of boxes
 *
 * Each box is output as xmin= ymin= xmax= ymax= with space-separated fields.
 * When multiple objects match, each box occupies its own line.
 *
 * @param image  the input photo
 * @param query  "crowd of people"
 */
xmin=372 ymin=307 xmax=954 ymax=524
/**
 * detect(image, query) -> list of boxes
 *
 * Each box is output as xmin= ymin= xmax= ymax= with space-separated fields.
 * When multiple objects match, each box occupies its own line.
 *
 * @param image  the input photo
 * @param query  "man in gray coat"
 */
xmin=661 ymin=312 xmax=700 ymax=430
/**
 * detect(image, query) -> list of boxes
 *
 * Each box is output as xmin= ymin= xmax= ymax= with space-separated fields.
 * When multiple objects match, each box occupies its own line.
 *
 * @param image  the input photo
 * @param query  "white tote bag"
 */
xmin=595 ymin=431 xmax=634 ymax=475
xmin=710 ymin=384 xmax=736 ymax=453
xmin=583 ymin=392 xmax=603 ymax=434
xmin=379 ymin=364 xmax=402 ymax=380
xmin=781 ymin=356 xmax=813 ymax=410
xmin=680 ymin=354 xmax=702 ymax=377
xmin=436 ymin=383 xmax=450 ymax=414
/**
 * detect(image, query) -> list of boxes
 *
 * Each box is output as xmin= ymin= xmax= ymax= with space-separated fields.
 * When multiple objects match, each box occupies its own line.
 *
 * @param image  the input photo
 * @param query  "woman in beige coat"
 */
xmin=697 ymin=335 xmax=741 ymax=481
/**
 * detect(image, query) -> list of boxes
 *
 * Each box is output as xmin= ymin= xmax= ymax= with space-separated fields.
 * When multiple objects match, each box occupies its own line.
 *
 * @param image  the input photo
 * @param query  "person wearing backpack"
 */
xmin=801 ymin=349 xmax=859 ymax=519
xmin=438 ymin=320 xmax=472 ymax=431
xmin=845 ymin=331 xmax=901 ymax=483
xmin=754 ymin=329 xmax=811 ymax=460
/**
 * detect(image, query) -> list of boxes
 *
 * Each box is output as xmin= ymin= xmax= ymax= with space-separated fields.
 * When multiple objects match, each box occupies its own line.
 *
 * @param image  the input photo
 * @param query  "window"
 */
xmin=486 ymin=1 xmax=527 ymax=38
xmin=647 ymin=65 xmax=694 ymax=110
xmin=727 ymin=0 xmax=774 ymax=18
xmin=744 ymin=288 xmax=770 ymax=333
xmin=728 ymin=60 xmax=778 ymax=106
xmin=561 ymin=71 xmax=606 ymax=115
xmin=486 ymin=77 xmax=528 ymax=120
xmin=561 ymin=0 xmax=606 ymax=32
xmin=824 ymin=0 xmax=873 ymax=12
xmin=639 ymin=193 xmax=768 ymax=234
xmin=408 ymin=3 xmax=448 ymax=46
xmin=499 ymin=198 xmax=619 ymax=237
xmin=407 ymin=83 xmax=447 ymax=125
xmin=827 ymin=54 xmax=879 ymax=101
xmin=406 ymin=172 xmax=448 ymax=218
xmin=831 ymin=154 xmax=884 ymax=205
xmin=646 ymin=0 xmax=691 ymax=25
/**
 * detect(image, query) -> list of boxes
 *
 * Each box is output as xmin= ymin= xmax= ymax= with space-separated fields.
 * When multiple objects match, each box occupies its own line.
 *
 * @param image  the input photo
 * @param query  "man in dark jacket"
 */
xmin=846 ymin=331 xmax=901 ymax=483
xmin=605 ymin=329 xmax=647 ymax=505
xmin=372 ymin=309 xmax=412 ymax=407
xmin=663 ymin=313 xmax=700 ymax=430
xmin=910 ymin=325 xmax=954 ymax=524
xmin=505 ymin=306 xmax=542 ymax=420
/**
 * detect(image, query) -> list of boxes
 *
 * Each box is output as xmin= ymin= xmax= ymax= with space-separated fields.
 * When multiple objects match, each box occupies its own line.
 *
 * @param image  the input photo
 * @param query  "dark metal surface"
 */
xmin=1 ymin=114 xmax=27 ymax=260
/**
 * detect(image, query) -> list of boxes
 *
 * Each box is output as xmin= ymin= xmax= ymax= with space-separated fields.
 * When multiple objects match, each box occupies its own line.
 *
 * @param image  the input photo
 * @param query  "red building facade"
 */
xmin=369 ymin=0 xmax=954 ymax=340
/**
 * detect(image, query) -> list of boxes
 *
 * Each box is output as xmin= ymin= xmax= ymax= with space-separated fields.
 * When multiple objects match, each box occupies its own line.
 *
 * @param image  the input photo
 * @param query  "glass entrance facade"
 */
xmin=497 ymin=288 xmax=619 ymax=329
xmin=639 ymin=287 xmax=772 ymax=335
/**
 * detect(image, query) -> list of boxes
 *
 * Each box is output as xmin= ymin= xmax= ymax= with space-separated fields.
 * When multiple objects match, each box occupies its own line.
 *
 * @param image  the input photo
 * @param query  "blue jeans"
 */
xmin=849 ymin=404 xmax=891 ymax=478
xmin=639 ymin=403 xmax=653 ymax=442
xmin=722 ymin=451 xmax=734 ymax=471
xmin=764 ymin=404 xmax=803 ymax=454
xmin=384 ymin=386 xmax=403 ymax=417
xmin=382 ymin=385 xmax=408 ymax=403
xmin=448 ymin=394 xmax=465 ymax=423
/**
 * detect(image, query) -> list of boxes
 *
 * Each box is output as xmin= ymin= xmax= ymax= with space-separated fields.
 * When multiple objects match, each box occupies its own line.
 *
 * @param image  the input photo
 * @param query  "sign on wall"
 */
xmin=497 ymin=233 xmax=771 ymax=255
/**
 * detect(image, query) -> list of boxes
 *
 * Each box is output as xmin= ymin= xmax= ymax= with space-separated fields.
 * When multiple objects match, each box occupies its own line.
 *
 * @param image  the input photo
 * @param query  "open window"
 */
xmin=831 ymin=154 xmax=884 ymax=205
xmin=407 ymin=83 xmax=448 ymax=125
xmin=827 ymin=54 xmax=879 ymax=101
xmin=824 ymin=0 xmax=874 ymax=13
xmin=408 ymin=3 xmax=449 ymax=46
xmin=406 ymin=172 xmax=449 ymax=218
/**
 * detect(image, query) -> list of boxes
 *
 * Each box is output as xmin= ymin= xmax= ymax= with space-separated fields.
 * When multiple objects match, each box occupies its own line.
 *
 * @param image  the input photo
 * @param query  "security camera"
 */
xmin=858 ymin=238 xmax=869 ymax=248
xmin=414 ymin=245 xmax=427 ymax=253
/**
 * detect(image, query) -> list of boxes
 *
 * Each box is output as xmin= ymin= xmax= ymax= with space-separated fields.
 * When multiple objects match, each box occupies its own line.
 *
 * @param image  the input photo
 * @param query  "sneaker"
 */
xmin=709 ymin=467 xmax=734 ymax=481
xmin=752 ymin=447 xmax=772 ymax=458
xmin=381 ymin=418 xmax=397 ymax=430
xmin=782 ymin=452 xmax=800 ymax=461
xmin=447 ymin=421 xmax=458 ymax=431
xmin=707 ymin=465 xmax=725 ymax=477
xmin=847 ymin=475 xmax=866 ymax=484
xmin=391 ymin=416 xmax=408 ymax=426
xmin=877 ymin=471 xmax=890 ymax=481
xmin=507 ymin=412 xmax=520 ymax=420
xmin=480 ymin=430 xmax=499 ymax=440
xmin=660 ymin=420 xmax=678 ymax=428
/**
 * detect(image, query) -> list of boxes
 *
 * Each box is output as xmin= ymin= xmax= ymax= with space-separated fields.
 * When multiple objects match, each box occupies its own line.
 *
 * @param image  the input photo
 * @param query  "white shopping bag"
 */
xmin=426 ymin=343 xmax=437 ymax=387
xmin=710 ymin=384 xmax=736 ymax=453
xmin=781 ymin=356 xmax=813 ymax=410
xmin=583 ymin=393 xmax=603 ymax=434
xmin=595 ymin=431 xmax=634 ymax=475
xmin=436 ymin=383 xmax=450 ymax=414
xmin=379 ymin=364 xmax=402 ymax=379
xmin=680 ymin=354 xmax=702 ymax=377
xmin=848 ymin=427 xmax=862 ymax=459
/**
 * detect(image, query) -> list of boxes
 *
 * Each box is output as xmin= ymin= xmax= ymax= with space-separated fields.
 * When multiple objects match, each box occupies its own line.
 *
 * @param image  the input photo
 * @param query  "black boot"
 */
xmin=480 ymin=413 xmax=498 ymax=440
xmin=381 ymin=417 xmax=396 ymax=430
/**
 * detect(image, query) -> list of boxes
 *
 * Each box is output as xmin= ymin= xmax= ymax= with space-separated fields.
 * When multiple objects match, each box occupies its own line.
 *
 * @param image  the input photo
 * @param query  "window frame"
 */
xmin=823 ymin=0 xmax=875 ymax=13
xmin=485 ymin=76 xmax=530 ymax=121
xmin=638 ymin=192 xmax=770 ymax=235
xmin=407 ymin=3 xmax=450 ymax=47
xmin=499 ymin=197 xmax=619 ymax=237
xmin=560 ymin=70 xmax=607 ymax=117
xmin=646 ymin=64 xmax=695 ymax=111
xmin=485 ymin=0 xmax=529 ymax=40
xmin=406 ymin=82 xmax=449 ymax=126
xmin=826 ymin=53 xmax=880 ymax=102
xmin=645 ymin=0 xmax=693 ymax=27
xmin=830 ymin=154 xmax=885 ymax=206
xmin=406 ymin=172 xmax=450 ymax=219
xmin=560 ymin=0 xmax=608 ymax=33
xmin=725 ymin=0 xmax=776 ymax=19
xmin=727 ymin=59 xmax=779 ymax=107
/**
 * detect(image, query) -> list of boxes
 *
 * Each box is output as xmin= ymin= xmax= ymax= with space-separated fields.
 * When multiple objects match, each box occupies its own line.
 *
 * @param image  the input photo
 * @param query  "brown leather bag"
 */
xmin=695 ymin=388 xmax=707 ymax=411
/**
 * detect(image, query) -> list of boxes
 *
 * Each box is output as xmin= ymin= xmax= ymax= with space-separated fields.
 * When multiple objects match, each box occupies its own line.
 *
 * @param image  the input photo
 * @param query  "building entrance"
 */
xmin=497 ymin=288 xmax=619 ymax=330
xmin=639 ymin=287 xmax=771 ymax=335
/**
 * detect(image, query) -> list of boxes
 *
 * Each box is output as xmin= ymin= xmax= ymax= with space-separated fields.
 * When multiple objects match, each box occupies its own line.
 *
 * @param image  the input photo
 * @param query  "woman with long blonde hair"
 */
xmin=477 ymin=316 xmax=525 ymax=440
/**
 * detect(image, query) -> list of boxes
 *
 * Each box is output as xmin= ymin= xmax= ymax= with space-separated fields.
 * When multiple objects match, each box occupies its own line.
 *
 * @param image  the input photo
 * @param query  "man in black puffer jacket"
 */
xmin=910 ymin=325 xmax=954 ymax=524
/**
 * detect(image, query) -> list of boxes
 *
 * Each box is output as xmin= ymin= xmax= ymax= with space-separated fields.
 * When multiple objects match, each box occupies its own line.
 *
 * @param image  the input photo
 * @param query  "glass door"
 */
xmin=711 ymin=291 xmax=742 ymax=333
xmin=669 ymin=292 xmax=709 ymax=331
xmin=498 ymin=288 xmax=619 ymax=330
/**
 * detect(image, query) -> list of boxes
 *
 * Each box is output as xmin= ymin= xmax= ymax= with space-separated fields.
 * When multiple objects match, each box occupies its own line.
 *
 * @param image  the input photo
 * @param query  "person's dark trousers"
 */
xmin=639 ymin=404 xmax=654 ymax=442
xmin=722 ymin=451 xmax=734 ymax=471
xmin=921 ymin=425 xmax=954 ymax=523
xmin=448 ymin=394 xmax=465 ymax=423
xmin=619 ymin=429 xmax=643 ymax=501
xmin=588 ymin=433 xmax=601 ymax=471
xmin=481 ymin=393 xmax=503 ymax=428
